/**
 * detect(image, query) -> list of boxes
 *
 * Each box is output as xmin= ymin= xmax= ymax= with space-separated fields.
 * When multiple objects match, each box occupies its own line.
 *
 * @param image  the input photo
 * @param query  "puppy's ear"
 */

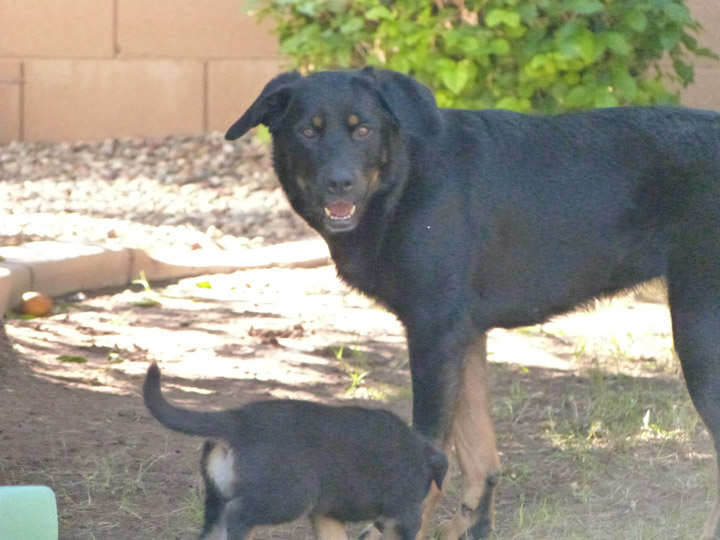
xmin=225 ymin=72 xmax=302 ymax=140
xmin=355 ymin=67 xmax=443 ymax=138
xmin=427 ymin=446 xmax=449 ymax=490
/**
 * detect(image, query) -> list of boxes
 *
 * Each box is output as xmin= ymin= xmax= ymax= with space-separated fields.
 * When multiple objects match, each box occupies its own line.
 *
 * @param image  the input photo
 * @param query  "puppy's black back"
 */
xmin=223 ymin=400 xmax=446 ymax=522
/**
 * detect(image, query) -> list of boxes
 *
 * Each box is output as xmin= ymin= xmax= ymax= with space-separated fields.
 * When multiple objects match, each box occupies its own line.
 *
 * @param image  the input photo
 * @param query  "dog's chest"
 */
xmin=332 ymin=250 xmax=412 ymax=320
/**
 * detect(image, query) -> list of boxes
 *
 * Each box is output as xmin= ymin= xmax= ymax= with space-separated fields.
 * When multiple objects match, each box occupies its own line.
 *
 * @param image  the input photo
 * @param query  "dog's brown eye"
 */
xmin=302 ymin=127 xmax=317 ymax=139
xmin=354 ymin=126 xmax=371 ymax=138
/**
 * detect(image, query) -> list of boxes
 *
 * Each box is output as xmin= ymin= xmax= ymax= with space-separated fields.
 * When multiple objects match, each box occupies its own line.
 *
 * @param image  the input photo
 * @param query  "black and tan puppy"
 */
xmin=143 ymin=363 xmax=448 ymax=540
xmin=225 ymin=67 xmax=720 ymax=540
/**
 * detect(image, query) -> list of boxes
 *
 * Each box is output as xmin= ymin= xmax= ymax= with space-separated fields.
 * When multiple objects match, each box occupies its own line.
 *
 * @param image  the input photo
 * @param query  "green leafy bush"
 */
xmin=246 ymin=0 xmax=716 ymax=112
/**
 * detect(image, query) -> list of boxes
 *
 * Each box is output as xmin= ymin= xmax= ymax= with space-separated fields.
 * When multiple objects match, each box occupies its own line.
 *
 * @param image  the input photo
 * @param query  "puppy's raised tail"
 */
xmin=143 ymin=362 xmax=235 ymax=439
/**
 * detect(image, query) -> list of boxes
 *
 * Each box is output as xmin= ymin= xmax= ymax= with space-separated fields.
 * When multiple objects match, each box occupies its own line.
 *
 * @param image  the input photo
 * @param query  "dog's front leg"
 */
xmin=406 ymin=322 xmax=497 ymax=540
xmin=439 ymin=333 xmax=499 ymax=540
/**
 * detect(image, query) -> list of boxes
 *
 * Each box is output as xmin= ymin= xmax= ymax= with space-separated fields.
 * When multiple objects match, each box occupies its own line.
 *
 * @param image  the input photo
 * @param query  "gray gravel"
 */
xmin=0 ymin=132 xmax=315 ymax=251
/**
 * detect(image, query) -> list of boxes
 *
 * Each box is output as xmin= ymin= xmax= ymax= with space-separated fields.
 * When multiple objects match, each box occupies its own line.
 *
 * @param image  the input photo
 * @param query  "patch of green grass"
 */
xmin=331 ymin=344 xmax=371 ymax=396
xmin=496 ymin=479 xmax=710 ymax=540
xmin=131 ymin=271 xmax=162 ymax=307
xmin=543 ymin=371 xmax=700 ymax=457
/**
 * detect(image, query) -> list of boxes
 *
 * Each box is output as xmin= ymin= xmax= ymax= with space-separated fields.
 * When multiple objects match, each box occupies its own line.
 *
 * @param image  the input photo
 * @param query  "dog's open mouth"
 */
xmin=324 ymin=202 xmax=356 ymax=221
xmin=323 ymin=202 xmax=358 ymax=233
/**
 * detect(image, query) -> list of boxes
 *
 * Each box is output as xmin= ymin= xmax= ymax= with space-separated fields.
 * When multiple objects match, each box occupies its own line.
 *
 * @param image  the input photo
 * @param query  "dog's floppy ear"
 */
xmin=225 ymin=71 xmax=302 ymax=140
xmin=355 ymin=67 xmax=443 ymax=138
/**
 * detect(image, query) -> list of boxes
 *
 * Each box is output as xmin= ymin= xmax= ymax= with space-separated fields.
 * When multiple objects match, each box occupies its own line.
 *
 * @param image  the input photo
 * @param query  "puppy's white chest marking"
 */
xmin=207 ymin=443 xmax=237 ymax=498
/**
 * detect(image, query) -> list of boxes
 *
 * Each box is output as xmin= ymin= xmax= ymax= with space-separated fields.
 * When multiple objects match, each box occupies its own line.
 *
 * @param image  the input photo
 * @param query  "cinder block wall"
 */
xmin=0 ymin=0 xmax=282 ymax=142
xmin=0 ymin=0 xmax=718 ymax=143
xmin=679 ymin=0 xmax=720 ymax=111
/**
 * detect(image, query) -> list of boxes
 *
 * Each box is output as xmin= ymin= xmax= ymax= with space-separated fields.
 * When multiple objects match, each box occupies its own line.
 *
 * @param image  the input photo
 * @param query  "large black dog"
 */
xmin=226 ymin=67 xmax=720 ymax=539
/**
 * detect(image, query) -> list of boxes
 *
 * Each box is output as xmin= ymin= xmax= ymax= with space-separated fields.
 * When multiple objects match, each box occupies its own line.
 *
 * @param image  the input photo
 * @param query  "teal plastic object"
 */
xmin=0 ymin=486 xmax=59 ymax=540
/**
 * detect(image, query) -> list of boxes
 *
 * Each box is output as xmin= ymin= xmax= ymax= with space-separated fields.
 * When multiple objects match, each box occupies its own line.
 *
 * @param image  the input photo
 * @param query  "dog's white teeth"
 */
xmin=325 ymin=205 xmax=356 ymax=220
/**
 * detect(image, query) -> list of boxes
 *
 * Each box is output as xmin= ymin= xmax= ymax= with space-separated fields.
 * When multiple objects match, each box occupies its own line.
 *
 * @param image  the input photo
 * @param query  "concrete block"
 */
xmin=129 ymin=249 xmax=216 ymax=282
xmin=0 ymin=62 xmax=22 ymax=143
xmin=681 ymin=66 xmax=720 ymax=111
xmin=207 ymin=59 xmax=284 ymax=131
xmin=23 ymin=60 xmax=204 ymax=141
xmin=0 ymin=0 xmax=113 ymax=58
xmin=687 ymin=0 xmax=720 ymax=68
xmin=130 ymin=240 xmax=330 ymax=282
xmin=0 ymin=62 xmax=21 ymax=84
xmin=0 ymin=242 xmax=131 ymax=297
xmin=117 ymin=0 xmax=278 ymax=59
xmin=0 ymin=263 xmax=32 ymax=315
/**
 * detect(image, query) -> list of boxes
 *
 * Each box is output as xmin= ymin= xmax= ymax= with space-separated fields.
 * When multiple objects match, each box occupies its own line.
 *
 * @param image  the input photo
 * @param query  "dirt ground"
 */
xmin=0 ymin=263 xmax=715 ymax=540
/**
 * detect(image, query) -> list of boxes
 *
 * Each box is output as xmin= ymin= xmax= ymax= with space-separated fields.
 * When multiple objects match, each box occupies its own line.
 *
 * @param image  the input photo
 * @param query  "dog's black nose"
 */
xmin=326 ymin=174 xmax=354 ymax=195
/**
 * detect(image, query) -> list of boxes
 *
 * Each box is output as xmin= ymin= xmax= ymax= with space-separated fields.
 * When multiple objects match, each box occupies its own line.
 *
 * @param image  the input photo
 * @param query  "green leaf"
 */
xmin=495 ymin=96 xmax=532 ymax=112
xmin=439 ymin=60 xmax=475 ymax=95
xmin=663 ymin=3 xmax=692 ymax=24
xmin=486 ymin=9 xmax=521 ymax=29
xmin=253 ymin=125 xmax=271 ymax=144
xmin=488 ymin=38 xmax=511 ymax=56
xmin=339 ymin=17 xmax=364 ymax=35
xmin=365 ymin=5 xmax=392 ymax=21
xmin=623 ymin=11 xmax=648 ymax=32
xmin=603 ymin=32 xmax=631 ymax=56
xmin=672 ymin=58 xmax=694 ymax=85
xmin=564 ymin=85 xmax=594 ymax=107
xmin=58 ymin=355 xmax=88 ymax=363
xmin=294 ymin=1 xmax=317 ymax=17
xmin=659 ymin=25 xmax=682 ymax=50
xmin=196 ymin=281 xmax=213 ymax=289
xmin=132 ymin=296 xmax=162 ymax=308
xmin=694 ymin=47 xmax=720 ymax=60
xmin=517 ymin=3 xmax=539 ymax=21
xmin=440 ymin=68 xmax=467 ymax=96
xmin=567 ymin=0 xmax=605 ymax=16
xmin=594 ymin=88 xmax=619 ymax=108
xmin=573 ymin=29 xmax=597 ymax=63
xmin=612 ymin=68 xmax=638 ymax=101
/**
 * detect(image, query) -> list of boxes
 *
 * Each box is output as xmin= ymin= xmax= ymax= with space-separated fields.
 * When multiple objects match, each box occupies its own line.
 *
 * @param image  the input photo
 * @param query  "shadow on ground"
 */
xmin=0 ymin=266 xmax=715 ymax=540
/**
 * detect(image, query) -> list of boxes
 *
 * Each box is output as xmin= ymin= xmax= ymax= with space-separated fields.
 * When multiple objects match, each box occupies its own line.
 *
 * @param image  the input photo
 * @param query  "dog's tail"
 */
xmin=143 ymin=363 xmax=236 ymax=439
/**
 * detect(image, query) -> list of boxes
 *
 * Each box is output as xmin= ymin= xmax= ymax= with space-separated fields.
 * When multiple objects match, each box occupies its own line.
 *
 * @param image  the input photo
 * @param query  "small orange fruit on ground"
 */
xmin=20 ymin=291 xmax=54 ymax=316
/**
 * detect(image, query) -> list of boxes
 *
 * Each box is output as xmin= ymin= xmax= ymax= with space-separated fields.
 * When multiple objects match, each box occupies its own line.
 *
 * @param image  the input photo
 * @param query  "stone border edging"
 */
xmin=0 ymin=239 xmax=330 ymax=316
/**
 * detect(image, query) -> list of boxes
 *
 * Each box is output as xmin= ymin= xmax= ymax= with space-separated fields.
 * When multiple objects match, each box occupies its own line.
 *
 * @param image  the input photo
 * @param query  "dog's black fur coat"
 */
xmin=143 ymin=363 xmax=448 ymax=540
xmin=226 ymin=68 xmax=720 ymax=539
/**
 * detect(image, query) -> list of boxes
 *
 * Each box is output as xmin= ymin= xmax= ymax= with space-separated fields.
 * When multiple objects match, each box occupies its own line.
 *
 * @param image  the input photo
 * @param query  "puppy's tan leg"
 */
xmin=439 ymin=333 xmax=500 ymax=540
xmin=310 ymin=515 xmax=348 ymax=540
xmin=416 ymin=481 xmax=444 ymax=540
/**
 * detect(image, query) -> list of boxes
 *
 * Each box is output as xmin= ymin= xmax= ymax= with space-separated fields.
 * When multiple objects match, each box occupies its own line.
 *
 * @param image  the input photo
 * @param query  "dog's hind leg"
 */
xmin=438 ymin=333 xmax=500 ymax=540
xmin=668 ymin=220 xmax=720 ymax=539
xmin=310 ymin=515 xmax=348 ymax=540
xmin=222 ymin=498 xmax=258 ymax=540
xmin=672 ymin=302 xmax=720 ymax=539
xmin=671 ymin=299 xmax=720 ymax=539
